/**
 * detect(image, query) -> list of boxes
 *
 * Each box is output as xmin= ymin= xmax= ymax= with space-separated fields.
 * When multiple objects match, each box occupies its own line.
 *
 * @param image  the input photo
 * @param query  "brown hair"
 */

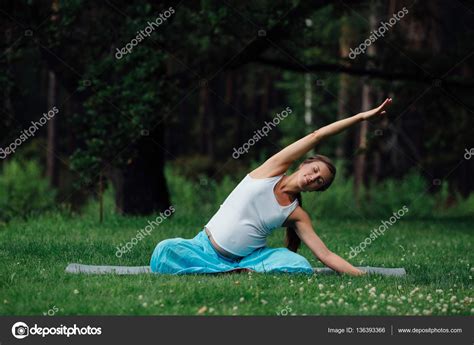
xmin=285 ymin=154 xmax=336 ymax=252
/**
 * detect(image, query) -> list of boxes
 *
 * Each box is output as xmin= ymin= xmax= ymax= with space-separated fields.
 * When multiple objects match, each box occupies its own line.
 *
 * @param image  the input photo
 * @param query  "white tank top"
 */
xmin=204 ymin=174 xmax=299 ymax=256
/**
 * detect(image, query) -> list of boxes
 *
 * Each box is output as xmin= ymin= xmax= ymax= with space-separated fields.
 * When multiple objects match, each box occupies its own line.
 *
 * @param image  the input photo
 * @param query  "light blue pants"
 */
xmin=150 ymin=229 xmax=313 ymax=275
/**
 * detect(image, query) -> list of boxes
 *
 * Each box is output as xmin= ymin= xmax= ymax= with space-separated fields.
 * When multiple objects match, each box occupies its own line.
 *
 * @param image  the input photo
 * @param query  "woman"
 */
xmin=150 ymin=98 xmax=392 ymax=276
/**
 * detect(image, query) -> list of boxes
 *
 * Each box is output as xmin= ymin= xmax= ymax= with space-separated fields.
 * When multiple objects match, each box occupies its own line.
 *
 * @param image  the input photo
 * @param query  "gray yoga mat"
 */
xmin=65 ymin=263 xmax=406 ymax=277
xmin=313 ymin=266 xmax=406 ymax=277
xmin=66 ymin=263 xmax=152 ymax=275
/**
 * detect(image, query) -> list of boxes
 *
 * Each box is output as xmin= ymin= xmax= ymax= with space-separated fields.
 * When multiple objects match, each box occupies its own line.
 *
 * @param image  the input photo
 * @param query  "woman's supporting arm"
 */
xmin=293 ymin=208 xmax=365 ymax=276
xmin=252 ymin=98 xmax=392 ymax=177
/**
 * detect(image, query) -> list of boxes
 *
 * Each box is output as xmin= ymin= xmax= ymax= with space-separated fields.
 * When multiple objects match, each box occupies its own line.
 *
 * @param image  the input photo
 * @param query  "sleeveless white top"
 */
xmin=204 ymin=174 xmax=299 ymax=256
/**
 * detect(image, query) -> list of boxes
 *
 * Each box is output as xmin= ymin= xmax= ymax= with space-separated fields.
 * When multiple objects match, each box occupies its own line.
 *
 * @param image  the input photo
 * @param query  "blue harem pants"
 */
xmin=150 ymin=229 xmax=313 ymax=275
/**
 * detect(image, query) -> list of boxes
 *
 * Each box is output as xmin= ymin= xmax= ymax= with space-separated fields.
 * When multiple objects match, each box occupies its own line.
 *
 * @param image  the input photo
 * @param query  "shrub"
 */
xmin=360 ymin=171 xmax=437 ymax=218
xmin=164 ymin=162 xmax=473 ymax=220
xmin=0 ymin=159 xmax=56 ymax=222
xmin=81 ymin=185 xmax=118 ymax=220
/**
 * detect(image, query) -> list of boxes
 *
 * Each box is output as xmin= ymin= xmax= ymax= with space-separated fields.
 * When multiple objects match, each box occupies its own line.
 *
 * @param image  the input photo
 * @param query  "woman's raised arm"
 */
xmin=252 ymin=98 xmax=392 ymax=177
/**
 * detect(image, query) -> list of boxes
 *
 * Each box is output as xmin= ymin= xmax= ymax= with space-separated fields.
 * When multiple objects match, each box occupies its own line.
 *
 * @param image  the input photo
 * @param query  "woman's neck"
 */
xmin=276 ymin=174 xmax=301 ymax=198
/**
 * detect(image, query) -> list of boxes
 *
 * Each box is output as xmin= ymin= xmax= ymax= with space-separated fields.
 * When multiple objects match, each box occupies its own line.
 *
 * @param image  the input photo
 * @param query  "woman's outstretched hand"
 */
xmin=359 ymin=97 xmax=392 ymax=121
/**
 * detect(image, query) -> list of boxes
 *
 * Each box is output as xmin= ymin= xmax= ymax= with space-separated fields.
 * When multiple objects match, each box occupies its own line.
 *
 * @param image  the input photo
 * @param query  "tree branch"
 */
xmin=254 ymin=57 xmax=474 ymax=89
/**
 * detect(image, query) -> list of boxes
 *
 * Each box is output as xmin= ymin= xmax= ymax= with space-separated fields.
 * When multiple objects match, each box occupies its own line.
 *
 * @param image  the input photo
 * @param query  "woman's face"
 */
xmin=297 ymin=161 xmax=333 ymax=192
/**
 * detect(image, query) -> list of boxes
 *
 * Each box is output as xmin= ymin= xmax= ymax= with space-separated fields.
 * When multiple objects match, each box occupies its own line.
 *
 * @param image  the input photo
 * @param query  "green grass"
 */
xmin=0 ymin=211 xmax=472 ymax=316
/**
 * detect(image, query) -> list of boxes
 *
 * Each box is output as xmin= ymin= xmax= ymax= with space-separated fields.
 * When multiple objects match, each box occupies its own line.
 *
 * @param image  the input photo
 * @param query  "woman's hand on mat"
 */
xmin=359 ymin=97 xmax=392 ymax=121
xmin=347 ymin=267 xmax=367 ymax=276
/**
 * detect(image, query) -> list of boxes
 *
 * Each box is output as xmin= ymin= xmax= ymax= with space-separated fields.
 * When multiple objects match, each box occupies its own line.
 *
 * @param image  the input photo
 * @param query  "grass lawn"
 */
xmin=0 ymin=212 xmax=472 ymax=316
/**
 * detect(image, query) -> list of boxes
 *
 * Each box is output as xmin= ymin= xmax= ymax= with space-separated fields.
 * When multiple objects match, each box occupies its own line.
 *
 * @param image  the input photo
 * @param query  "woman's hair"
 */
xmin=285 ymin=154 xmax=336 ymax=252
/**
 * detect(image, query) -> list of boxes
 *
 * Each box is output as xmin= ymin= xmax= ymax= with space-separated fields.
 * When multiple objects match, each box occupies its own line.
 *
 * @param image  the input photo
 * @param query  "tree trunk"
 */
xmin=337 ymin=17 xmax=356 ymax=160
xmin=46 ymin=0 xmax=60 ymax=188
xmin=46 ymin=70 xmax=59 ymax=187
xmin=225 ymin=71 xmax=233 ymax=104
xmin=234 ymin=73 xmax=243 ymax=147
xmin=2 ymin=27 xmax=15 ymax=134
xmin=206 ymin=80 xmax=216 ymax=160
xmin=98 ymin=171 xmax=104 ymax=222
xmin=354 ymin=5 xmax=376 ymax=205
xmin=108 ymin=125 xmax=171 ymax=215
xmin=261 ymin=73 xmax=271 ymax=122
xmin=353 ymin=104 xmax=369 ymax=205
xmin=304 ymin=73 xmax=314 ymax=156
